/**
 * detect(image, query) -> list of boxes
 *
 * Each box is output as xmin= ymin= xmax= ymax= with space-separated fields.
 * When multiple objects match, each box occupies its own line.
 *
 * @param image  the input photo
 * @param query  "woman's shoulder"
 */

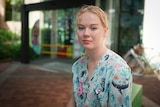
xmin=72 ymin=56 xmax=88 ymax=74
xmin=107 ymin=49 xmax=128 ymax=65
xmin=105 ymin=49 xmax=131 ymax=74
xmin=72 ymin=56 xmax=87 ymax=66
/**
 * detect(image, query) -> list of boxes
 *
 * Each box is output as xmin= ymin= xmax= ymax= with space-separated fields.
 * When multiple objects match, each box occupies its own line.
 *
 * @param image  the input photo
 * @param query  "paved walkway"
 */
xmin=133 ymin=74 xmax=160 ymax=107
xmin=0 ymin=62 xmax=72 ymax=107
xmin=0 ymin=61 xmax=160 ymax=107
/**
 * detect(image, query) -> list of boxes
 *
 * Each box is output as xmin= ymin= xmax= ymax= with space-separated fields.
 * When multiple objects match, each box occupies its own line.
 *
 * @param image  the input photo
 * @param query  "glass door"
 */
xmin=118 ymin=0 xmax=144 ymax=55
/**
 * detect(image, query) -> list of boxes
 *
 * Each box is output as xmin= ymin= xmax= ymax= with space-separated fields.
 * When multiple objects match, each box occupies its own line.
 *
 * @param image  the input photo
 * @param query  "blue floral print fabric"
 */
xmin=72 ymin=49 xmax=132 ymax=107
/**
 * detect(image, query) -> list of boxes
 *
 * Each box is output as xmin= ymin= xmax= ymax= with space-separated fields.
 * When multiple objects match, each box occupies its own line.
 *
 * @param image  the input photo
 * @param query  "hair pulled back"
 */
xmin=76 ymin=5 xmax=108 ymax=28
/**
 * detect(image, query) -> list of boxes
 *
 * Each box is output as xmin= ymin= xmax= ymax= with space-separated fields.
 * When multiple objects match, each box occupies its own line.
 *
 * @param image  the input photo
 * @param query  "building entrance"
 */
xmin=21 ymin=0 xmax=95 ymax=63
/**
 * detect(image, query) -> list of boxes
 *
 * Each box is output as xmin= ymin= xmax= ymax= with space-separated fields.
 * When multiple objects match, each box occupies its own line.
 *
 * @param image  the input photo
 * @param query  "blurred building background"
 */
xmin=0 ymin=0 xmax=159 ymax=64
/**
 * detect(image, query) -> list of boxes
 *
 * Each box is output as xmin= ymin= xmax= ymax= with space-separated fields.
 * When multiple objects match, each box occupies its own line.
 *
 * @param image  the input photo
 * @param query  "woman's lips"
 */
xmin=83 ymin=40 xmax=91 ymax=44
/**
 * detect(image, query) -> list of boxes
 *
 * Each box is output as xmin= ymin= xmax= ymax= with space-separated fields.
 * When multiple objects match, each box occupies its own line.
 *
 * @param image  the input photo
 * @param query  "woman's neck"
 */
xmin=86 ymin=46 xmax=107 ymax=81
xmin=87 ymin=46 xmax=107 ymax=62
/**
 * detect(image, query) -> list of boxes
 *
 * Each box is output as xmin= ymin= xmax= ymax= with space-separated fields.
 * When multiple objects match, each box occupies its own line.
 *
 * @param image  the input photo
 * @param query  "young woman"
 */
xmin=66 ymin=5 xmax=132 ymax=107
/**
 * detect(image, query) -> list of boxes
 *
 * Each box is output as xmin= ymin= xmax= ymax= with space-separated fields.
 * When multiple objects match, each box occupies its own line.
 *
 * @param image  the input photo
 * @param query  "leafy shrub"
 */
xmin=0 ymin=29 xmax=20 ymax=44
xmin=5 ymin=0 xmax=23 ymax=21
xmin=0 ymin=29 xmax=39 ymax=61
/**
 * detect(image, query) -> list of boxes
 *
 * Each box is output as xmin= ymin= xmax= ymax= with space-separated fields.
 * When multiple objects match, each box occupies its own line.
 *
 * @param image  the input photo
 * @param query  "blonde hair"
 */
xmin=76 ymin=5 xmax=108 ymax=28
xmin=76 ymin=5 xmax=110 ymax=56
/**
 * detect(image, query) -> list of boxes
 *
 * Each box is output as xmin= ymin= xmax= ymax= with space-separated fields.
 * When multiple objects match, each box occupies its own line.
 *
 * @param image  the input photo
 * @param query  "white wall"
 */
xmin=24 ymin=0 xmax=42 ymax=4
xmin=6 ymin=21 xmax=21 ymax=35
xmin=143 ymin=0 xmax=160 ymax=52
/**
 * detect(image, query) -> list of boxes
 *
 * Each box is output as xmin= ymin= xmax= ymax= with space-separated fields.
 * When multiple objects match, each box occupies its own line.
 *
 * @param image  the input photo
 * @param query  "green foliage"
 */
xmin=5 ymin=0 xmax=12 ymax=20
xmin=0 ymin=29 xmax=20 ymax=60
xmin=0 ymin=29 xmax=20 ymax=43
xmin=0 ymin=43 xmax=20 ymax=60
xmin=5 ymin=0 xmax=23 ymax=21
xmin=0 ymin=29 xmax=39 ymax=61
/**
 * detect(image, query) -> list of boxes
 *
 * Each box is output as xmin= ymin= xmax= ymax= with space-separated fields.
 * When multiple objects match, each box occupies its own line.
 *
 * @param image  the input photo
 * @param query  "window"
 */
xmin=5 ymin=0 xmax=23 ymax=21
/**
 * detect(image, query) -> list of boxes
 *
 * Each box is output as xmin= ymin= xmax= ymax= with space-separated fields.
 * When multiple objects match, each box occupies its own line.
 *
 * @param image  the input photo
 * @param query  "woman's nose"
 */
xmin=84 ymin=28 xmax=90 ymax=36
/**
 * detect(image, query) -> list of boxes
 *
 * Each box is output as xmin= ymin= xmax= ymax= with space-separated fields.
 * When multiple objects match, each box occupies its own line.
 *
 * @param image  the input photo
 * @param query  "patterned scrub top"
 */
xmin=72 ymin=49 xmax=132 ymax=107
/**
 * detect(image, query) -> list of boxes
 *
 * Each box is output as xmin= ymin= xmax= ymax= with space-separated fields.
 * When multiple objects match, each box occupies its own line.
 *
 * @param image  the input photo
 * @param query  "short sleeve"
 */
xmin=108 ymin=67 xmax=132 ymax=107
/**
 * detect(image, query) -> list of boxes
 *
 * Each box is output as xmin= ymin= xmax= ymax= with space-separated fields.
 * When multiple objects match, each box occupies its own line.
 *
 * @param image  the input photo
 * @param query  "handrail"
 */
xmin=41 ymin=44 xmax=72 ymax=48
xmin=41 ymin=44 xmax=72 ymax=56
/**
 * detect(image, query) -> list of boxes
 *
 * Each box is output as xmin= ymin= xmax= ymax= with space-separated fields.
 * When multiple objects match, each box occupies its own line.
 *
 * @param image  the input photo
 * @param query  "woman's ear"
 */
xmin=103 ymin=26 xmax=108 ymax=37
xmin=104 ymin=26 xmax=108 ymax=33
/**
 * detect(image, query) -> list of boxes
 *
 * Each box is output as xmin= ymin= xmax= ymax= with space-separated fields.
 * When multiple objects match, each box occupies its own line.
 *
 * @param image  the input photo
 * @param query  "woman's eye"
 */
xmin=78 ymin=27 xmax=85 ymax=30
xmin=91 ymin=27 xmax=97 ymax=30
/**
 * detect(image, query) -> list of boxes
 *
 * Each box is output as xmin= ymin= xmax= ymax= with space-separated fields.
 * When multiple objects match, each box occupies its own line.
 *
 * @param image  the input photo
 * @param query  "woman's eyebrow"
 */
xmin=77 ymin=24 xmax=84 ymax=26
xmin=90 ymin=23 xmax=98 ymax=25
xmin=77 ymin=24 xmax=99 ymax=26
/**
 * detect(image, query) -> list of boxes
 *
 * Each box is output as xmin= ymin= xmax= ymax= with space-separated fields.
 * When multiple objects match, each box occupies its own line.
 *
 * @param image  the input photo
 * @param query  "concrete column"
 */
xmin=0 ymin=0 xmax=8 ymax=28
xmin=51 ymin=10 xmax=58 ymax=59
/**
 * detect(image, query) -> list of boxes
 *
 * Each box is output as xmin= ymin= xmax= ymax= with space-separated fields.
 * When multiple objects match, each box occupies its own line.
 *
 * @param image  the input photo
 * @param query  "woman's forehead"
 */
xmin=78 ymin=12 xmax=101 ymax=24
